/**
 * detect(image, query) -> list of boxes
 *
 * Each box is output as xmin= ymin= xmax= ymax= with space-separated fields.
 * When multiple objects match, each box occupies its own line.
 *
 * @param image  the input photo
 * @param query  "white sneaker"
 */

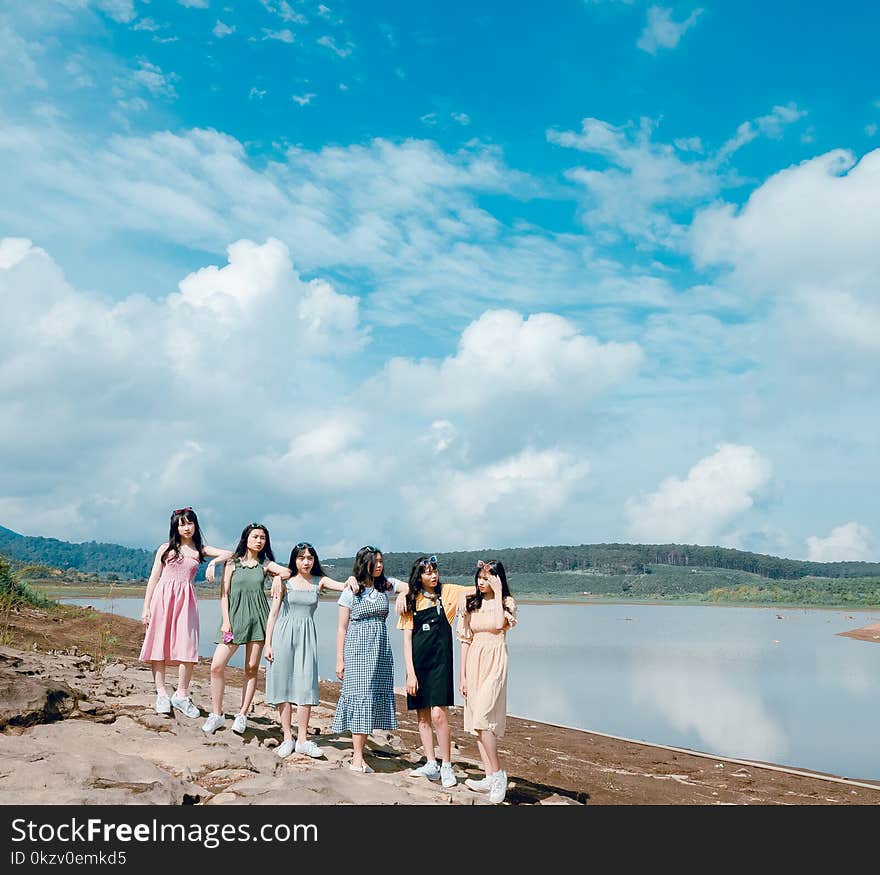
xmin=202 ymin=713 xmax=225 ymax=734
xmin=488 ymin=770 xmax=508 ymax=804
xmin=464 ymin=775 xmax=491 ymax=792
xmin=349 ymin=762 xmax=374 ymax=773
xmin=409 ymin=761 xmax=441 ymax=780
xmin=295 ymin=740 xmax=325 ymax=758
xmin=440 ymin=763 xmax=457 ymax=788
xmin=155 ymin=694 xmax=171 ymax=715
xmin=231 ymin=713 xmax=247 ymax=734
xmin=276 ymin=739 xmax=295 ymax=758
xmin=170 ymin=694 xmax=200 ymax=719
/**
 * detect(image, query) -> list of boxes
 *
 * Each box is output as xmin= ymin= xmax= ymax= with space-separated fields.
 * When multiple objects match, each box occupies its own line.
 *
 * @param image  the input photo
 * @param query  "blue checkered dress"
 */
xmin=331 ymin=586 xmax=397 ymax=734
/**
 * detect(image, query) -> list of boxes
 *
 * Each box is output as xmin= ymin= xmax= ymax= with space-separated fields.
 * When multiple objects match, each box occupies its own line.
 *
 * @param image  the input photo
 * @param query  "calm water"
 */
xmin=65 ymin=597 xmax=880 ymax=780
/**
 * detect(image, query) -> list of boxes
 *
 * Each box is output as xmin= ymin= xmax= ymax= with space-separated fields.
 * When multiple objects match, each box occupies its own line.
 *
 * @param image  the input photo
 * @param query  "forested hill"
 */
xmin=335 ymin=543 xmax=880 ymax=580
xmin=2 ymin=523 xmax=879 ymax=581
xmin=0 ymin=525 xmax=153 ymax=578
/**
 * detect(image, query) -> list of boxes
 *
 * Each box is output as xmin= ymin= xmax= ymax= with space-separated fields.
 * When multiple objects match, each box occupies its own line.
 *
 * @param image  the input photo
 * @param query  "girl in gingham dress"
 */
xmin=332 ymin=545 xmax=407 ymax=773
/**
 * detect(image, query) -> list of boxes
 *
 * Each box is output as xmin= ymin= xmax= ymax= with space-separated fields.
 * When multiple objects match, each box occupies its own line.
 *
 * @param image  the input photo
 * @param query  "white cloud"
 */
xmin=131 ymin=60 xmax=179 ymax=99
xmin=691 ymin=149 xmax=880 ymax=360
xmin=0 ymin=22 xmax=47 ymax=91
xmin=249 ymin=87 xmax=267 ymax=100
xmin=452 ymin=112 xmax=471 ymax=126
xmin=637 ymin=6 xmax=703 ymax=55
xmin=401 ymin=448 xmax=591 ymax=549
xmin=372 ymin=309 xmax=643 ymax=415
xmin=95 ymin=0 xmax=136 ymax=23
xmin=260 ymin=0 xmax=306 ymax=24
xmin=317 ymin=35 xmax=353 ymax=57
xmin=806 ymin=523 xmax=875 ymax=562
xmin=292 ymin=93 xmax=316 ymax=106
xmin=626 ymin=444 xmax=772 ymax=545
xmin=866 ymin=123 xmax=878 ymax=137
xmin=132 ymin=18 xmax=161 ymax=32
xmin=262 ymin=28 xmax=295 ymax=43
xmin=717 ymin=103 xmax=807 ymax=162
xmin=548 ymin=106 xmax=806 ymax=247
xmin=178 ymin=0 xmax=210 ymax=8
xmin=213 ymin=20 xmax=235 ymax=38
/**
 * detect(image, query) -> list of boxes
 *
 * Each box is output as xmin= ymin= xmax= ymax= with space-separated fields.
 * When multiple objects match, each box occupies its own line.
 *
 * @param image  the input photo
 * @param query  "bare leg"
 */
xmin=476 ymin=729 xmax=500 ymax=774
xmin=431 ymin=706 xmax=451 ymax=763
xmin=296 ymin=704 xmax=312 ymax=744
xmin=352 ymin=733 xmax=367 ymax=768
xmin=239 ymin=641 xmax=264 ymax=716
xmin=416 ymin=707 xmax=436 ymax=761
xmin=278 ymin=702 xmax=292 ymax=742
xmin=176 ymin=661 xmax=194 ymax=697
xmin=151 ymin=660 xmax=167 ymax=696
xmin=210 ymin=643 xmax=238 ymax=715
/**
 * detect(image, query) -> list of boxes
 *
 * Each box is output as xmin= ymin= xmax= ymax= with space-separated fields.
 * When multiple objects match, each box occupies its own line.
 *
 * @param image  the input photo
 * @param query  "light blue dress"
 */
xmin=266 ymin=580 xmax=320 ymax=706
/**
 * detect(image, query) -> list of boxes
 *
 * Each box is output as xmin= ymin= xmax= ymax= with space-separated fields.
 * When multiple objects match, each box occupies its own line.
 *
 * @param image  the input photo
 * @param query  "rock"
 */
xmin=539 ymin=793 xmax=583 ymax=805
xmin=0 ymin=667 xmax=76 ymax=729
xmin=101 ymin=662 xmax=126 ymax=679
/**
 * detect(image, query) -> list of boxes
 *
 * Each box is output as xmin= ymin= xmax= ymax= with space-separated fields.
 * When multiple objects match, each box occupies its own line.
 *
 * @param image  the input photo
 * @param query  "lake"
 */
xmin=64 ymin=596 xmax=880 ymax=781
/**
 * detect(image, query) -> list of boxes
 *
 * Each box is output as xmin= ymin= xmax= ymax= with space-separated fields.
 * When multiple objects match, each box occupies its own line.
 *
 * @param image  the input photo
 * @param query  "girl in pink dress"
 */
xmin=139 ymin=508 xmax=231 ymax=717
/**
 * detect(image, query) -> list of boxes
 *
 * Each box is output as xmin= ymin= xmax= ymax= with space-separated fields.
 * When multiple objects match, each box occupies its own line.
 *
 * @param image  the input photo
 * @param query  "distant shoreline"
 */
xmin=40 ymin=583 xmax=880 ymax=614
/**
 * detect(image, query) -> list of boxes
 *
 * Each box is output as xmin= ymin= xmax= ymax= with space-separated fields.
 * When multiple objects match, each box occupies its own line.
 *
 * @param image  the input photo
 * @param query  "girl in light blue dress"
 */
xmin=264 ymin=543 xmax=352 ymax=759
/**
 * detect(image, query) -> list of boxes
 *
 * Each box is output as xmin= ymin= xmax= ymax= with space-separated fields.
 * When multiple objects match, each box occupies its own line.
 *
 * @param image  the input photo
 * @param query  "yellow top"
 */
xmin=397 ymin=583 xmax=471 ymax=631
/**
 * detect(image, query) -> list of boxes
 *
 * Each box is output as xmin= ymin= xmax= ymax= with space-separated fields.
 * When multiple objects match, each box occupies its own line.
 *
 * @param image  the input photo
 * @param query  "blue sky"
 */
xmin=1 ymin=0 xmax=879 ymax=562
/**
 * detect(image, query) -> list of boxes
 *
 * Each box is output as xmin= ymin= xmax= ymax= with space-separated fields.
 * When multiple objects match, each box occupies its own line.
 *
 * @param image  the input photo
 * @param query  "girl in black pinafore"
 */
xmin=398 ymin=555 xmax=474 ymax=789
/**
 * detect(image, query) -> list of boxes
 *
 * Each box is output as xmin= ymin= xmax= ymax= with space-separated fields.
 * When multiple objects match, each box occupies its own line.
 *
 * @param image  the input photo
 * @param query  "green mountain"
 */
xmin=0 ymin=525 xmax=154 ymax=578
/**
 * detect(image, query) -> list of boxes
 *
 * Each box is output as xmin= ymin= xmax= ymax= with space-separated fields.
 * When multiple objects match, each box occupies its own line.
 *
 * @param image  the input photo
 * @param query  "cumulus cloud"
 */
xmin=637 ymin=6 xmax=702 ymax=55
xmin=372 ymin=309 xmax=643 ymax=414
xmin=400 ymin=448 xmax=591 ymax=549
xmin=625 ymin=444 xmax=772 ymax=545
xmin=213 ymin=21 xmax=235 ymax=38
xmin=806 ymin=522 xmax=875 ymax=562
xmin=691 ymin=148 xmax=880 ymax=360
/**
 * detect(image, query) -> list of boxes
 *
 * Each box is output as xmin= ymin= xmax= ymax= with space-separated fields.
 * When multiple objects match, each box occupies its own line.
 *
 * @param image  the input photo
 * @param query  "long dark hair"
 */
xmin=405 ymin=555 xmax=439 ymax=616
xmin=232 ymin=523 xmax=275 ymax=563
xmin=161 ymin=507 xmax=206 ymax=565
xmin=352 ymin=545 xmax=391 ymax=593
xmin=466 ymin=559 xmax=512 ymax=612
xmin=288 ymin=542 xmax=326 ymax=579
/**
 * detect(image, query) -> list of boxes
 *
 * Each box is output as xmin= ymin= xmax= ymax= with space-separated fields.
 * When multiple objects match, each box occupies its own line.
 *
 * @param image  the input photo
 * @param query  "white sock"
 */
xmin=441 ymin=761 xmax=451 ymax=767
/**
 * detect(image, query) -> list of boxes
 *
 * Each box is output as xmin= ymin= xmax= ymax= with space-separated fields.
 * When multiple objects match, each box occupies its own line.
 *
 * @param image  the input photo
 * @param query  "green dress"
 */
xmin=219 ymin=559 xmax=270 ymax=645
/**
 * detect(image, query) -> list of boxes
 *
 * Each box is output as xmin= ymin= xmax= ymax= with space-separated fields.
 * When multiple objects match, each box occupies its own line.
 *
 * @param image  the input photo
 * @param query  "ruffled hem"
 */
xmin=331 ymin=695 xmax=398 ymax=734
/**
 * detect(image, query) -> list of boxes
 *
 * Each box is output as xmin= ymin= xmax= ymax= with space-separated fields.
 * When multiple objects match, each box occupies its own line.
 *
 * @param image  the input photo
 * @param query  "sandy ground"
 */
xmin=2 ymin=600 xmax=879 ymax=805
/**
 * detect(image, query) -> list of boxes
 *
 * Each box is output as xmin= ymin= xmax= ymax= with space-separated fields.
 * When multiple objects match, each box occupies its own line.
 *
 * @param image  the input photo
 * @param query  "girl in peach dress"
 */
xmin=457 ymin=558 xmax=517 ymax=804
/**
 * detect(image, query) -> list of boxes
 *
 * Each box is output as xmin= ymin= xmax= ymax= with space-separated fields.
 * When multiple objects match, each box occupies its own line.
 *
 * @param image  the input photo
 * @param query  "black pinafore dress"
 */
xmin=407 ymin=595 xmax=454 ymax=710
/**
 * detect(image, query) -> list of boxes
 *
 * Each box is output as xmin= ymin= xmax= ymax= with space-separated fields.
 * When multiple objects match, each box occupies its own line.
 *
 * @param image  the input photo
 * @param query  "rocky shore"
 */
xmin=1 ymin=602 xmax=878 ymax=805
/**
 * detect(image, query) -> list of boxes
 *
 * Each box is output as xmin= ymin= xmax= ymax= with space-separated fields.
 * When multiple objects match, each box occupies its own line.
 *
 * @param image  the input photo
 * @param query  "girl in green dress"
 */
xmin=202 ymin=523 xmax=290 ymax=736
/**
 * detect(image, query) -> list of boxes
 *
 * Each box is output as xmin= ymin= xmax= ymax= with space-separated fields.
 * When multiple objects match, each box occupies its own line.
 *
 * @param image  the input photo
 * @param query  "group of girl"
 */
xmin=139 ymin=507 xmax=517 ymax=804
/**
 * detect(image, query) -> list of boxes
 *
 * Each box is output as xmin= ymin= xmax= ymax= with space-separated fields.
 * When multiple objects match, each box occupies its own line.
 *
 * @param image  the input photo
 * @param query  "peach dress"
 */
xmin=456 ymin=595 xmax=517 ymax=738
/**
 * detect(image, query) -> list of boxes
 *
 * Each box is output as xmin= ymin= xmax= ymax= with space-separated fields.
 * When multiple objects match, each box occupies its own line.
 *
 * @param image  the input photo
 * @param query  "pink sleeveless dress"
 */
xmin=138 ymin=550 xmax=201 ymax=665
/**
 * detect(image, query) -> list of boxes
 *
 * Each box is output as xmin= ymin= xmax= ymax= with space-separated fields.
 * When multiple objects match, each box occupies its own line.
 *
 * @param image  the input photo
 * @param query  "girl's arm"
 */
xmin=456 ymin=593 xmax=473 ymax=698
xmin=318 ymin=575 xmax=348 ymax=593
xmin=335 ymin=606 xmax=350 ymax=680
xmin=263 ymin=560 xmax=292 ymax=579
xmin=140 ymin=545 xmax=167 ymax=625
xmin=263 ymin=577 xmax=284 ymax=663
xmin=403 ymin=629 xmax=418 ymax=696
xmin=219 ymin=561 xmax=234 ymax=634
xmin=393 ymin=580 xmax=410 ymax=616
xmin=486 ymin=575 xmax=507 ymax=630
xmin=203 ymin=548 xmax=233 ymax=583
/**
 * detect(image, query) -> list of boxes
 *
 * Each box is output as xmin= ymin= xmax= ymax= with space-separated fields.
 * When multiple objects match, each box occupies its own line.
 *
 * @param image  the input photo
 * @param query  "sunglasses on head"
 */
xmin=420 ymin=555 xmax=438 ymax=568
xmin=249 ymin=523 xmax=265 ymax=530
xmin=362 ymin=545 xmax=378 ymax=553
xmin=295 ymin=542 xmax=313 ymax=550
xmin=173 ymin=507 xmax=193 ymax=515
